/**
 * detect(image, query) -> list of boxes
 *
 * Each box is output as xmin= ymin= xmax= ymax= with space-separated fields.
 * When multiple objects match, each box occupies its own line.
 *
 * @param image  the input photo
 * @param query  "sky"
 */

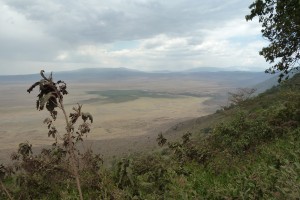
xmin=0 ymin=0 xmax=269 ymax=75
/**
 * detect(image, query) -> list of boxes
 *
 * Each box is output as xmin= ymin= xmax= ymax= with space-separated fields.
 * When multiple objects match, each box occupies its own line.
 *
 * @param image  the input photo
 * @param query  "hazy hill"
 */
xmin=0 ymin=67 xmax=276 ymax=91
xmin=183 ymin=66 xmax=234 ymax=72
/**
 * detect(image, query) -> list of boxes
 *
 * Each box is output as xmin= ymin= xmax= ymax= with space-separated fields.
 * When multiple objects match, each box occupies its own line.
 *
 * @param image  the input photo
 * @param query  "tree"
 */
xmin=228 ymin=88 xmax=256 ymax=105
xmin=246 ymin=0 xmax=300 ymax=82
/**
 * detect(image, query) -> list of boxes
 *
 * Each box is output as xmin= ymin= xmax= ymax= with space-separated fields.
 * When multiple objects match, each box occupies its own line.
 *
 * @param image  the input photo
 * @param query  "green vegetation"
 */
xmin=246 ymin=0 xmax=300 ymax=81
xmin=85 ymin=90 xmax=179 ymax=103
xmin=0 ymin=72 xmax=299 ymax=199
xmin=84 ymin=90 xmax=209 ymax=104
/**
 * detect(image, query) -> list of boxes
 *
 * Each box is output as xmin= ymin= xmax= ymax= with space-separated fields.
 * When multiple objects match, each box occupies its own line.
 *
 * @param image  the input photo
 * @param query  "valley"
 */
xmin=0 ymin=69 xmax=275 ymax=163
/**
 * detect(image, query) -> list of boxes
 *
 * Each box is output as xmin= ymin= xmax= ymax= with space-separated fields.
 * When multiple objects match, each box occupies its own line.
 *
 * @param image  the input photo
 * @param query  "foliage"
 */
xmin=156 ymin=133 xmax=167 ymax=147
xmin=246 ymin=0 xmax=300 ymax=82
xmin=166 ymin=132 xmax=210 ymax=164
xmin=17 ymin=142 xmax=33 ymax=158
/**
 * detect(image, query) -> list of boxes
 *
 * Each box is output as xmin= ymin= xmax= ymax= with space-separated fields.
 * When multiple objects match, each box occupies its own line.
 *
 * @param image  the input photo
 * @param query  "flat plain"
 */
xmin=0 ymin=71 xmax=273 ymax=163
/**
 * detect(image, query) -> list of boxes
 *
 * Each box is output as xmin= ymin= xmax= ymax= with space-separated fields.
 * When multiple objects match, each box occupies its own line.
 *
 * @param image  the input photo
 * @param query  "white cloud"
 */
xmin=55 ymin=52 xmax=69 ymax=61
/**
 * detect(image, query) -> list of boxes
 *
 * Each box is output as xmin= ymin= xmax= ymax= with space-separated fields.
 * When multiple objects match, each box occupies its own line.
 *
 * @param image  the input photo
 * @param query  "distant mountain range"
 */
xmin=0 ymin=67 xmax=281 ymax=93
xmin=0 ymin=67 xmax=267 ymax=79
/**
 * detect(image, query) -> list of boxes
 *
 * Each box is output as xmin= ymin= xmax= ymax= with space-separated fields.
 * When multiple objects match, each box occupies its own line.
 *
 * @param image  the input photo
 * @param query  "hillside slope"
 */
xmin=112 ymin=73 xmax=300 ymax=199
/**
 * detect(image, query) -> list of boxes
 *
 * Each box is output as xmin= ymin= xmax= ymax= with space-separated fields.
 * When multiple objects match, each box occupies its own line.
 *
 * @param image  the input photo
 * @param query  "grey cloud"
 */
xmin=3 ymin=0 xmax=252 ymax=44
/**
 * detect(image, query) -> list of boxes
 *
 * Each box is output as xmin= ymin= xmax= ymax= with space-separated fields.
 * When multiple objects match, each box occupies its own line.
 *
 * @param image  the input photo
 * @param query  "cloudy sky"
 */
xmin=0 ymin=0 xmax=268 ymax=75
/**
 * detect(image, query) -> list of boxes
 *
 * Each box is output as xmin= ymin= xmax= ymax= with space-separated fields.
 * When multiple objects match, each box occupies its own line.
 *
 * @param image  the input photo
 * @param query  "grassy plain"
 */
xmin=0 ymin=75 xmax=266 ymax=163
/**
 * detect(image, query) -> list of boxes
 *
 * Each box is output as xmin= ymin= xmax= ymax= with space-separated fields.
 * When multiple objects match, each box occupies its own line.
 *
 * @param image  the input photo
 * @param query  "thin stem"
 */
xmin=59 ymin=98 xmax=84 ymax=200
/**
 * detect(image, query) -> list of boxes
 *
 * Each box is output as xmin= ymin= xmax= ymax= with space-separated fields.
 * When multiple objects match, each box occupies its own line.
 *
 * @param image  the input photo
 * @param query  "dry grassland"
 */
xmin=0 ymin=78 xmax=231 ymax=163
